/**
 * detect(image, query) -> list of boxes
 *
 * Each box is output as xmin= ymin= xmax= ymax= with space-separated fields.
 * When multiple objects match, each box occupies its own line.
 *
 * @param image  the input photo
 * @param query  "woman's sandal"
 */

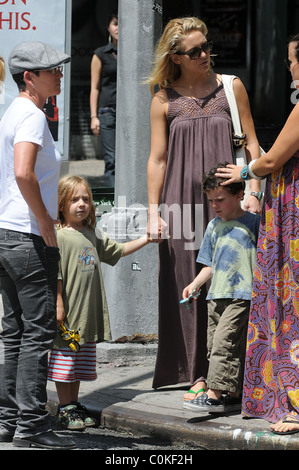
xmin=271 ymin=416 xmax=299 ymax=435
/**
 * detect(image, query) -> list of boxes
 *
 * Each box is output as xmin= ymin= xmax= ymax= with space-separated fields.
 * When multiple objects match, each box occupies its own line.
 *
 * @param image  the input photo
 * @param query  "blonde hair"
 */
xmin=146 ymin=17 xmax=208 ymax=95
xmin=58 ymin=175 xmax=96 ymax=229
xmin=0 ymin=56 xmax=5 ymax=87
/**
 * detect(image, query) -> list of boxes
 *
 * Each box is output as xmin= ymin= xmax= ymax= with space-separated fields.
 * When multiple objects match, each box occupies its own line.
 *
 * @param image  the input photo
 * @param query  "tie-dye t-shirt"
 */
xmin=197 ymin=212 xmax=260 ymax=300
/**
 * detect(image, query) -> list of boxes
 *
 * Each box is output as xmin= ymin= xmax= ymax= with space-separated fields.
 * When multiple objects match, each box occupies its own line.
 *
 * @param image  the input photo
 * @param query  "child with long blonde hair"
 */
xmin=48 ymin=175 xmax=156 ymax=430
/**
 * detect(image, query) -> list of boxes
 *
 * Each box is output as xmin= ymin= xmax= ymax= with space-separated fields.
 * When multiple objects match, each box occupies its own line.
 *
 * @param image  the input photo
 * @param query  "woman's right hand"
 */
xmin=38 ymin=214 xmax=59 ymax=247
xmin=91 ymin=116 xmax=100 ymax=136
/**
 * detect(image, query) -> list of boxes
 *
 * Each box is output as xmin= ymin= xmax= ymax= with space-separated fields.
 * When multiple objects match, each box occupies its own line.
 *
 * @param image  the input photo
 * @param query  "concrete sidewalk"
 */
xmin=58 ymin=160 xmax=299 ymax=450
xmin=46 ymin=343 xmax=299 ymax=451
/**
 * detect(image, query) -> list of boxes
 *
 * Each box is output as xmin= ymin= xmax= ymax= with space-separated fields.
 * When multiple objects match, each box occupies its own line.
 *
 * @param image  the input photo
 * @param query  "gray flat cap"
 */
xmin=8 ymin=41 xmax=71 ymax=75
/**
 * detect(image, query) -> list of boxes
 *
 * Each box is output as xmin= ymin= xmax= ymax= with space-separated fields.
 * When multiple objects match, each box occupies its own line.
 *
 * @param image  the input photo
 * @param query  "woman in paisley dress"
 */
xmin=216 ymin=35 xmax=299 ymax=434
xmin=146 ymin=17 xmax=261 ymax=398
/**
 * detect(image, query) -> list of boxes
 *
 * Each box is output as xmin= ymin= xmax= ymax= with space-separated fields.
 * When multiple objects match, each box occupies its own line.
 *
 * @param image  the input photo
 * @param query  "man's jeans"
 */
xmin=0 ymin=229 xmax=59 ymax=437
xmin=99 ymin=107 xmax=116 ymax=187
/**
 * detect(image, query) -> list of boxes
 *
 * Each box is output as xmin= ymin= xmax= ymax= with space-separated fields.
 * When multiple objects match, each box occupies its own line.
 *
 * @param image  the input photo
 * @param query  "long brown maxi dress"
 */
xmin=152 ymin=82 xmax=235 ymax=389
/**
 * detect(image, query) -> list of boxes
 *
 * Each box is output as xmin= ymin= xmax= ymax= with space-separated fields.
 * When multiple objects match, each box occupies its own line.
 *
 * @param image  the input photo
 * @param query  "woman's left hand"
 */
xmin=215 ymin=164 xmax=243 ymax=184
xmin=244 ymin=195 xmax=261 ymax=215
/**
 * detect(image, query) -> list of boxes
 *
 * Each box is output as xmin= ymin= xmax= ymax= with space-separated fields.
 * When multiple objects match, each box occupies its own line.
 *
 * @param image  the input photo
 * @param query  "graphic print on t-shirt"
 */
xmin=78 ymin=247 xmax=95 ymax=266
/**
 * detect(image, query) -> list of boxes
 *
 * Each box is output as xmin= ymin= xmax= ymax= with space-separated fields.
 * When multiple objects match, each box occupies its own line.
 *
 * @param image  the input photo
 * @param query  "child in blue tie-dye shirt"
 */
xmin=183 ymin=163 xmax=261 ymax=414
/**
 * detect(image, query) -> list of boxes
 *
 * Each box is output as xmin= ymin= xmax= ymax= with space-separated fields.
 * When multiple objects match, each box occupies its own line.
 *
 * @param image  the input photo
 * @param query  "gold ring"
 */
xmin=148 ymin=237 xmax=153 ymax=242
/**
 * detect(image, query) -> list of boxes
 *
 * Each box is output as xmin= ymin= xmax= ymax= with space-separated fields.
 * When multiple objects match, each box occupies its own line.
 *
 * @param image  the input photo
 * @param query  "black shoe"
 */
xmin=223 ymin=394 xmax=242 ymax=413
xmin=0 ymin=431 xmax=14 ymax=442
xmin=12 ymin=430 xmax=76 ymax=449
xmin=183 ymin=393 xmax=225 ymax=413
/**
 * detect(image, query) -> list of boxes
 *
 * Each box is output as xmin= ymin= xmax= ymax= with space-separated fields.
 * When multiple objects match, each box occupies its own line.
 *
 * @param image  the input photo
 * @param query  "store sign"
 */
xmin=0 ymin=0 xmax=71 ymax=155
xmin=201 ymin=0 xmax=249 ymax=68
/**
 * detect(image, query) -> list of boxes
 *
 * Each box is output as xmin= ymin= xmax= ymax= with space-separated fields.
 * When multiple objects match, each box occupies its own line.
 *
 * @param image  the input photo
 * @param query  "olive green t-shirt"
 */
xmin=53 ymin=227 xmax=124 ymax=348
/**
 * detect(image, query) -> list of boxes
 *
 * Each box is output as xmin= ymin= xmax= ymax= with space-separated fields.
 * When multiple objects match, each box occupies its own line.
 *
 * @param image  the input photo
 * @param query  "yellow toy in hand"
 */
xmin=57 ymin=321 xmax=80 ymax=352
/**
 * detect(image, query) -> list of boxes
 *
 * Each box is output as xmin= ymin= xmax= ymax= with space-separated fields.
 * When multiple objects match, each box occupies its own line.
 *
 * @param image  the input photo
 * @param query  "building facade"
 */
xmin=70 ymin=0 xmax=299 ymax=162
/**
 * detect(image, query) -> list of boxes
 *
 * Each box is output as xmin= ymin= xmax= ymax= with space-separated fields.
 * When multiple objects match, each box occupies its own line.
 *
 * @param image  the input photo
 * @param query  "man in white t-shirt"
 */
xmin=0 ymin=42 xmax=76 ymax=450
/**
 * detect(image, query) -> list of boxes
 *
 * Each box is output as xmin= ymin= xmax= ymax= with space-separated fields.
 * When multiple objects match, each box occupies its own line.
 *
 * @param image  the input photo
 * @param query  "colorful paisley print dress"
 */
xmin=242 ymin=154 xmax=299 ymax=423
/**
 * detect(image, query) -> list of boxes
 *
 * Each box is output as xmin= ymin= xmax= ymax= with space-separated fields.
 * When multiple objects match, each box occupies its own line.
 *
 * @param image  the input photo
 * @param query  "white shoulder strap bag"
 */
xmin=222 ymin=74 xmax=265 ymax=161
xmin=222 ymin=74 xmax=265 ymax=200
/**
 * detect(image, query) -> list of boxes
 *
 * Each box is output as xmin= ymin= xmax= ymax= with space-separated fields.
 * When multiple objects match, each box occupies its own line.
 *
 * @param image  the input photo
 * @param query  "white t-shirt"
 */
xmin=0 ymin=97 xmax=61 ymax=235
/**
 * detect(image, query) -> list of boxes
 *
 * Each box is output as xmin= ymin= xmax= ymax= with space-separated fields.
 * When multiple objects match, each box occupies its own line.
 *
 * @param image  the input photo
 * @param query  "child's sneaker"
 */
xmin=57 ymin=404 xmax=86 ymax=430
xmin=71 ymin=401 xmax=98 ymax=427
xmin=183 ymin=393 xmax=225 ymax=412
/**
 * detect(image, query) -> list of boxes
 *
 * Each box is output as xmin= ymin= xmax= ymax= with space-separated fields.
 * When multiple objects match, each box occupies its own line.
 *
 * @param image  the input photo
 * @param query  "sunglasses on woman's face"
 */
xmin=175 ymin=41 xmax=213 ymax=60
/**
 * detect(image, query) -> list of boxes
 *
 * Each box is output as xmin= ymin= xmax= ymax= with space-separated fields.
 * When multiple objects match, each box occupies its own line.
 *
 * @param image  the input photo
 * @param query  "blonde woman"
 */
xmin=146 ymin=17 xmax=261 ymax=398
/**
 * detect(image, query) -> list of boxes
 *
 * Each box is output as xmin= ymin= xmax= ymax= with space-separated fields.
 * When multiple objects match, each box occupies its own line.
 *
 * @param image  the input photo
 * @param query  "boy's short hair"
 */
xmin=203 ymin=162 xmax=245 ymax=195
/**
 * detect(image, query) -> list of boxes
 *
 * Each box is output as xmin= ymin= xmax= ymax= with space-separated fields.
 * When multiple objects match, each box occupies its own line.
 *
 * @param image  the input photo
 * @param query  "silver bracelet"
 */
xmin=250 ymin=191 xmax=263 ymax=201
xmin=248 ymin=160 xmax=264 ymax=180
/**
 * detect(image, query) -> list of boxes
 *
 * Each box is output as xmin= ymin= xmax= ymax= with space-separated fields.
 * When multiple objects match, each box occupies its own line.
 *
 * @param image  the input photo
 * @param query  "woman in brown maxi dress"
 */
xmin=146 ymin=17 xmax=261 ymax=397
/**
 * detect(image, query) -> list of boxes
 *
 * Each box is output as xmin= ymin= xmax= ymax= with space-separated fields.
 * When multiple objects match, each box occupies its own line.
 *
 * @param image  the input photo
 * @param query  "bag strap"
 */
xmin=222 ymin=74 xmax=242 ymax=137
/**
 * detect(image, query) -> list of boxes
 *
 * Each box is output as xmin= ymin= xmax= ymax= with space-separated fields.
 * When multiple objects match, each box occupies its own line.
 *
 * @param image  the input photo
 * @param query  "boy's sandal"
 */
xmin=183 ymin=388 xmax=206 ymax=402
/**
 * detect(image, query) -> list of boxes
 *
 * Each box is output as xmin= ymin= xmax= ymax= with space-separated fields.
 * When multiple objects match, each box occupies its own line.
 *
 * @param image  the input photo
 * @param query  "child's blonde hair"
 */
xmin=146 ymin=17 xmax=208 ymax=95
xmin=58 ymin=175 xmax=96 ymax=229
